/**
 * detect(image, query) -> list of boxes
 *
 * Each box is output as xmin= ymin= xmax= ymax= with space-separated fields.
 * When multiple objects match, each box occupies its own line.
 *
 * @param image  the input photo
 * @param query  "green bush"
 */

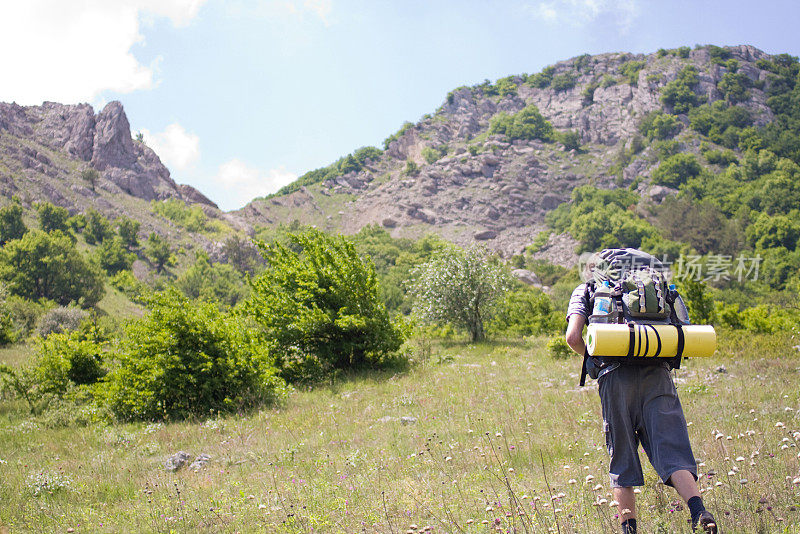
xmin=244 ymin=229 xmax=404 ymax=381
xmin=83 ymin=209 xmax=114 ymax=245
xmin=675 ymin=276 xmax=715 ymax=324
xmin=547 ymin=336 xmax=572 ymax=359
xmin=116 ymin=216 xmax=140 ymax=248
xmin=404 ymin=159 xmax=419 ymax=176
xmin=94 ymin=237 xmax=136 ymax=274
xmin=718 ymin=72 xmax=751 ymax=103
xmin=0 ymin=230 xmax=105 ymax=307
xmin=176 ymin=253 xmax=248 ymax=307
xmin=551 ymin=73 xmax=576 ymax=92
xmin=36 ymin=202 xmax=70 ymax=233
xmin=702 ymin=148 xmax=738 ymax=166
xmin=0 ymin=201 xmax=27 ymax=245
xmin=145 ymin=232 xmax=173 ymax=273
xmin=488 ymin=286 xmax=558 ymax=337
xmin=151 ymin=199 xmax=208 ymax=233
xmin=600 ymin=75 xmax=617 ymax=88
xmin=661 ymin=65 xmax=706 ymax=114
xmin=638 ymin=111 xmax=681 ymax=140
xmin=0 ymin=285 xmax=13 ymax=346
xmin=528 ymin=66 xmax=555 ymax=88
xmin=489 ymin=104 xmax=554 ymax=142
xmin=619 ymin=60 xmax=646 ymax=85
xmin=559 ymin=130 xmax=582 ymax=150
xmin=6 ymin=296 xmax=50 ymax=341
xmin=707 ymin=45 xmax=732 ymax=65
xmin=383 ymin=122 xmax=414 ymax=150
xmin=677 ymin=46 xmax=691 ymax=58
xmin=101 ymin=289 xmax=284 ymax=421
xmin=746 ymin=211 xmax=800 ymax=250
xmin=651 ymin=153 xmax=704 ymax=188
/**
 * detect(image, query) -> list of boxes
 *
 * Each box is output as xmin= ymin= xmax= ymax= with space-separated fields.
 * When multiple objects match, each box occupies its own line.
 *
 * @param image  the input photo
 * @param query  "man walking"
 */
xmin=565 ymin=249 xmax=718 ymax=533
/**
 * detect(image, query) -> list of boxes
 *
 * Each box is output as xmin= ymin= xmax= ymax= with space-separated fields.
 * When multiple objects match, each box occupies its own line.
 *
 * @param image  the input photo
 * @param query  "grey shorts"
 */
xmin=598 ymin=363 xmax=698 ymax=488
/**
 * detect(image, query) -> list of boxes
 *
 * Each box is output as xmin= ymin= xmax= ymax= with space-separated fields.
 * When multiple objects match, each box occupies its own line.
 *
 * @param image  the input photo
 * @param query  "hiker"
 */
xmin=565 ymin=248 xmax=717 ymax=534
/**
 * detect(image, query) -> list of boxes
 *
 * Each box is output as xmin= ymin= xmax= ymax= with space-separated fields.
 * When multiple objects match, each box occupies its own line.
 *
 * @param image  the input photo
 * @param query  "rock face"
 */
xmin=0 ymin=100 xmax=207 ymax=205
xmin=236 ymin=45 xmax=779 ymax=266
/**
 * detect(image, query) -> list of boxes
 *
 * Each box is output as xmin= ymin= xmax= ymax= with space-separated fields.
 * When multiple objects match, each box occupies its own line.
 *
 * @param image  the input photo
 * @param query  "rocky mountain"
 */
xmin=0 ymin=100 xmax=242 ymax=255
xmin=235 ymin=44 xmax=776 ymax=266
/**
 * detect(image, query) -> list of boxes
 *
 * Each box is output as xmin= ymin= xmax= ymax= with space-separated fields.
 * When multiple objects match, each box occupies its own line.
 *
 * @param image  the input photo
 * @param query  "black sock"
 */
xmin=621 ymin=518 xmax=637 ymax=534
xmin=688 ymin=495 xmax=706 ymax=523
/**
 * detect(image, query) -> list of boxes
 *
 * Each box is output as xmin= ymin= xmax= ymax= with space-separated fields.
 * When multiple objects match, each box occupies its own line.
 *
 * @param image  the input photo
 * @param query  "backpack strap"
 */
xmin=675 ymin=323 xmax=685 ymax=358
xmin=579 ymin=350 xmax=588 ymax=387
xmin=627 ymin=323 xmax=636 ymax=357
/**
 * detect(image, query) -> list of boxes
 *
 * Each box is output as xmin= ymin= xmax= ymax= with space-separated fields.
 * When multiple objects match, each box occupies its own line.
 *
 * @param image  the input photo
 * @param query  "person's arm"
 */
xmin=565 ymin=314 xmax=587 ymax=355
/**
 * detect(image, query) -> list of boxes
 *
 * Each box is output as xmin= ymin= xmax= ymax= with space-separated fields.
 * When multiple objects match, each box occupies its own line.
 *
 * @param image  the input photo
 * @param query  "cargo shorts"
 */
xmin=598 ymin=363 xmax=698 ymax=488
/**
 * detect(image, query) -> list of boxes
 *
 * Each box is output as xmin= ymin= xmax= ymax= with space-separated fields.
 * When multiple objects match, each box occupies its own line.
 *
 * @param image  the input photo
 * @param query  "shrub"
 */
xmin=559 ymin=130 xmax=582 ymax=150
xmin=490 ymin=104 xmax=554 ymax=142
xmin=651 ymin=153 xmax=703 ymax=188
xmin=151 ymin=199 xmax=208 ymax=233
xmin=36 ymin=202 xmax=70 ymax=233
xmin=145 ymin=232 xmax=173 ymax=273
xmin=0 ymin=285 xmax=13 ymax=346
xmin=600 ymin=75 xmax=617 ymax=88
xmin=404 ymin=159 xmax=419 ymax=176
xmin=707 ymin=45 xmax=731 ymax=64
xmin=661 ymin=65 xmax=705 ymax=113
xmin=702 ymin=148 xmax=738 ymax=166
xmin=0 ymin=230 xmax=105 ymax=307
xmin=528 ymin=66 xmax=555 ymax=88
xmin=547 ymin=336 xmax=572 ymax=359
xmin=677 ymin=46 xmax=691 ymax=58
xmin=638 ymin=111 xmax=681 ymax=140
xmin=488 ymin=286 xmax=558 ymax=337
xmin=688 ymin=102 xmax=752 ymax=148
xmin=116 ymin=216 xmax=140 ymax=248
xmin=619 ymin=60 xmax=646 ymax=85
xmin=37 ymin=306 xmax=90 ymax=338
xmin=409 ymin=246 xmax=511 ymax=342
xmin=718 ymin=71 xmax=751 ymax=103
xmin=83 ymin=209 xmax=114 ymax=245
xmin=81 ymin=169 xmax=100 ymax=191
xmin=176 ymin=253 xmax=248 ymax=307
xmin=675 ymin=276 xmax=715 ymax=324
xmin=244 ymin=229 xmax=405 ymax=381
xmin=5 ymin=296 xmax=50 ymax=340
xmin=746 ymin=212 xmax=800 ymax=250
xmin=551 ymin=73 xmax=576 ymax=92
xmin=101 ymin=289 xmax=284 ymax=421
xmin=0 ymin=201 xmax=27 ymax=245
xmin=94 ymin=237 xmax=136 ymax=274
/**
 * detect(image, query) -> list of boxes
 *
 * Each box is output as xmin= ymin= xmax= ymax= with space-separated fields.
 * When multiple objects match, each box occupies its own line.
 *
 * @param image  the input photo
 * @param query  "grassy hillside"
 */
xmin=1 ymin=332 xmax=798 ymax=533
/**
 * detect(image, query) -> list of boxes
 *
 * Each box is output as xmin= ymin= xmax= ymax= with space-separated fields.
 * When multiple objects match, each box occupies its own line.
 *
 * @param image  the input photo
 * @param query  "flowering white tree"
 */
xmin=409 ymin=246 xmax=511 ymax=342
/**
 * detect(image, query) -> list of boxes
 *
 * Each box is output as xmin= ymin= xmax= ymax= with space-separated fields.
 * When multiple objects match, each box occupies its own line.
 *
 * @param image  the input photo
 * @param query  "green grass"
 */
xmin=0 ymin=332 xmax=799 ymax=532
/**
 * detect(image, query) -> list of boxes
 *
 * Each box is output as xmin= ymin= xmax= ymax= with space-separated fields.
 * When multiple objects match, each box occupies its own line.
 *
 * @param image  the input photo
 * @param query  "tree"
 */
xmin=661 ymin=65 xmax=705 ymax=114
xmin=81 ymin=168 xmax=100 ymax=191
xmin=116 ymin=216 xmax=140 ymax=249
xmin=0 ymin=202 xmax=27 ymax=245
xmin=488 ymin=285 xmax=558 ymax=337
xmin=36 ymin=202 xmax=70 ymax=233
xmin=409 ymin=246 xmax=511 ymax=342
xmin=100 ymin=289 xmax=283 ymax=421
xmin=94 ymin=237 xmax=136 ymax=275
xmin=0 ymin=230 xmax=104 ymax=307
xmin=243 ymin=229 xmax=404 ymax=380
xmin=83 ymin=209 xmax=114 ymax=245
xmin=651 ymin=153 xmax=703 ymax=188
xmin=222 ymin=234 xmax=261 ymax=274
xmin=145 ymin=232 xmax=172 ymax=272
xmin=176 ymin=253 xmax=248 ymax=306
xmin=490 ymin=104 xmax=554 ymax=142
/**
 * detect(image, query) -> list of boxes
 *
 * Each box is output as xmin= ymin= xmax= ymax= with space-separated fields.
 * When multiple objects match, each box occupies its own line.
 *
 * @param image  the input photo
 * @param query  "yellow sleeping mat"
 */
xmin=586 ymin=323 xmax=716 ymax=358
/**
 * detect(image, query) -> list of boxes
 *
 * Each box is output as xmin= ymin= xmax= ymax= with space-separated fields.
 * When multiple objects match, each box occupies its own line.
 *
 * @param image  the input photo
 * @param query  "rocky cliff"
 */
xmin=236 ymin=44 xmax=776 ymax=266
xmin=0 ymin=100 xmax=216 ymax=207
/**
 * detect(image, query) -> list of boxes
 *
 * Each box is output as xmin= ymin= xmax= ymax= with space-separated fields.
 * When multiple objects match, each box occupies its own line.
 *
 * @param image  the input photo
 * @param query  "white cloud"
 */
xmin=140 ymin=123 xmax=200 ymax=171
xmin=0 ymin=0 xmax=207 ymax=105
xmin=214 ymin=159 xmax=297 ymax=209
xmin=525 ymin=0 xmax=639 ymax=31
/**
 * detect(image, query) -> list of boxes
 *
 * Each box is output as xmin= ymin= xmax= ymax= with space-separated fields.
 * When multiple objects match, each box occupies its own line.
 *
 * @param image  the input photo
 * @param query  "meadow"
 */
xmin=1 ymin=330 xmax=799 ymax=533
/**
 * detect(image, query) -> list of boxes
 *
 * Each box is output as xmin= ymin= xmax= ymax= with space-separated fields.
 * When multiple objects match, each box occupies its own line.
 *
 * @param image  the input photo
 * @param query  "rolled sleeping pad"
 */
xmin=586 ymin=323 xmax=716 ymax=358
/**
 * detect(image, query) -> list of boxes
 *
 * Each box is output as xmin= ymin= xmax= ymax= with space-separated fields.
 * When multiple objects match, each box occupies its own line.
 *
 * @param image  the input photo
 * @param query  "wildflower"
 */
xmin=568 ymin=479 xmax=577 ymax=485
xmin=609 ymin=500 xmax=619 ymax=508
xmin=792 ymin=477 xmax=800 ymax=485
xmin=598 ymin=498 xmax=608 ymax=505
xmin=633 ymin=488 xmax=641 ymax=494
xmin=776 ymin=422 xmax=785 ymax=428
xmin=739 ymin=479 xmax=748 ymax=485
xmin=445 ymin=456 xmax=453 ymax=462
xmin=735 ymin=456 xmax=745 ymax=462
xmin=593 ymin=484 xmax=603 ymax=491
xmin=585 ymin=475 xmax=595 ymax=483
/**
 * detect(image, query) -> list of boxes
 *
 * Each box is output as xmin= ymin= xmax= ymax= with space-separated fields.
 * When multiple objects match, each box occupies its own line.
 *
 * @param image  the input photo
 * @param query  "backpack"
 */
xmin=579 ymin=248 xmax=689 ymax=386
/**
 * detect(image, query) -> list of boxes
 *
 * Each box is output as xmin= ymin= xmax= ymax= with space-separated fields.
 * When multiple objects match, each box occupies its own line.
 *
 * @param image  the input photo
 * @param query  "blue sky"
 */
xmin=2 ymin=0 xmax=798 ymax=210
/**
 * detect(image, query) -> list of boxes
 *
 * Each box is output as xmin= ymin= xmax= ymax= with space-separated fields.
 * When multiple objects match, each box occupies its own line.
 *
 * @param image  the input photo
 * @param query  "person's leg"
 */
xmin=615 ymin=487 xmax=637 ymax=533
xmin=598 ymin=368 xmax=644 ymax=532
xmin=639 ymin=366 xmax=717 ymax=532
